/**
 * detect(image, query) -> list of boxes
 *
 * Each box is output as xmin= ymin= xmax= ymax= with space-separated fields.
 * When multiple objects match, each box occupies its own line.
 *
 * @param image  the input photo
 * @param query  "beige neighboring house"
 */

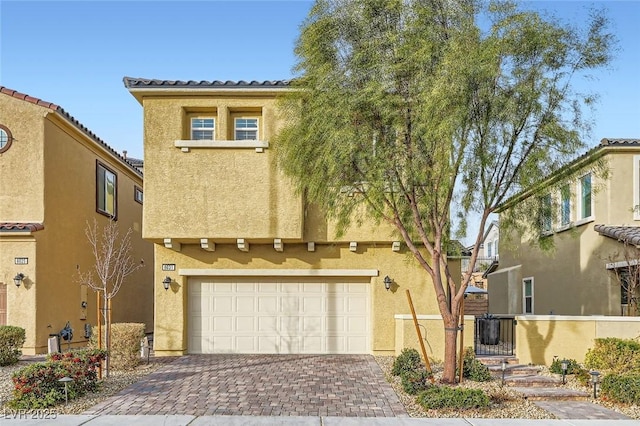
xmin=123 ymin=77 xmax=464 ymax=358
xmin=489 ymin=138 xmax=640 ymax=316
xmin=0 ymin=86 xmax=154 ymax=354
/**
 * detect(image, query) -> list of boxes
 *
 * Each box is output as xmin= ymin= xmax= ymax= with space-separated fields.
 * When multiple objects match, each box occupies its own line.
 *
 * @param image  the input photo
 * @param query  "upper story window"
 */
xmin=0 ymin=124 xmax=13 ymax=153
xmin=560 ymin=184 xmax=571 ymax=226
xmin=523 ymin=277 xmax=534 ymax=314
xmin=579 ymin=173 xmax=592 ymax=220
xmin=487 ymin=242 xmax=493 ymax=258
xmin=540 ymin=194 xmax=552 ymax=233
xmin=134 ymin=186 xmax=143 ymax=204
xmin=235 ymin=118 xmax=258 ymax=140
xmin=191 ymin=118 xmax=215 ymax=140
xmin=634 ymin=155 xmax=640 ymax=220
xmin=97 ymin=162 xmax=117 ymax=218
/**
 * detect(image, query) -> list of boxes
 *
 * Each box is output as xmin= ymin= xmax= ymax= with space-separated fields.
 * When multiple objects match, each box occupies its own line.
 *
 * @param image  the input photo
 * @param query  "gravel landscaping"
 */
xmin=1 ymin=354 xmax=639 ymax=418
xmin=374 ymin=356 xmax=640 ymax=420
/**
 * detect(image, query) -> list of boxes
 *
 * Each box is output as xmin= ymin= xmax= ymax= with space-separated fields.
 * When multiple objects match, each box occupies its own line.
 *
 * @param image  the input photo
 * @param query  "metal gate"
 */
xmin=474 ymin=315 xmax=516 ymax=356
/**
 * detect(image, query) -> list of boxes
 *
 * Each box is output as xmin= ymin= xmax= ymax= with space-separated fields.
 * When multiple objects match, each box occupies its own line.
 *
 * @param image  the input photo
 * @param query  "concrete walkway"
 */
xmin=1 ymin=415 xmax=638 ymax=425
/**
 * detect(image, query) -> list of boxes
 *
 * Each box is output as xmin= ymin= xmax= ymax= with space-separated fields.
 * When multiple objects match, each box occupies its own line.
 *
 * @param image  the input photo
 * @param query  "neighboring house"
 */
xmin=0 ymin=86 xmax=154 ymax=354
xmin=123 ymin=77 xmax=454 ymax=356
xmin=489 ymin=138 xmax=640 ymax=316
xmin=462 ymin=220 xmax=500 ymax=287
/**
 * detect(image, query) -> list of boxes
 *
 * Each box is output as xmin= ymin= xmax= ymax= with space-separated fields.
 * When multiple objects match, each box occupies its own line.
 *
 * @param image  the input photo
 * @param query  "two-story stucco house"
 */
xmin=123 ymin=77 xmax=461 ymax=357
xmin=489 ymin=138 xmax=640 ymax=316
xmin=0 ymin=86 xmax=154 ymax=354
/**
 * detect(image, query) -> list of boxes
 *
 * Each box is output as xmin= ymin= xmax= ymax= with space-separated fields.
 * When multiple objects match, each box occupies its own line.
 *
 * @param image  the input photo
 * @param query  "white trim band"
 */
xmin=179 ymin=268 xmax=379 ymax=277
xmin=174 ymin=140 xmax=269 ymax=149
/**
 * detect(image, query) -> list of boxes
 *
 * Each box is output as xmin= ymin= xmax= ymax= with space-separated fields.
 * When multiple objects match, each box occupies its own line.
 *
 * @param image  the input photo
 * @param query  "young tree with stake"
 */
xmin=77 ymin=218 xmax=144 ymax=377
xmin=275 ymin=0 xmax=614 ymax=383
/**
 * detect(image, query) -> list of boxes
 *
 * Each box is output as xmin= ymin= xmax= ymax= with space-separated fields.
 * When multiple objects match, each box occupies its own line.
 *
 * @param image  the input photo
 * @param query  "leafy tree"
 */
xmin=77 ymin=219 xmax=144 ymax=376
xmin=275 ymin=0 xmax=614 ymax=382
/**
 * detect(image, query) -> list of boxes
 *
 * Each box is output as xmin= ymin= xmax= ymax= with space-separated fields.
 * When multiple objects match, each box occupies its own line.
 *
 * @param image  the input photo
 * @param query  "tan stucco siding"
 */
xmin=1 ymin=237 xmax=37 ymax=351
xmin=0 ymin=96 xmax=46 ymax=221
xmin=14 ymin=116 xmax=155 ymax=354
xmin=395 ymin=315 xmax=475 ymax=362
xmin=142 ymin=96 xmax=303 ymax=241
xmin=153 ymin=243 xmax=436 ymax=355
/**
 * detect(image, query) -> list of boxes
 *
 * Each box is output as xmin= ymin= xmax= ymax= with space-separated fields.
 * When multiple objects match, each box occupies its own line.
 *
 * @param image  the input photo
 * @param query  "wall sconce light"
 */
xmin=162 ymin=276 xmax=172 ymax=291
xmin=561 ymin=359 xmax=568 ymax=385
xmin=13 ymin=273 xmax=25 ymax=287
xmin=383 ymin=276 xmax=392 ymax=291
xmin=590 ymin=370 xmax=600 ymax=399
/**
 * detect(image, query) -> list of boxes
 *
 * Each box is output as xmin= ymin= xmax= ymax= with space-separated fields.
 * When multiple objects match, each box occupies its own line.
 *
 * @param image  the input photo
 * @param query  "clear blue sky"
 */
xmin=1 ymin=1 xmax=638 ymax=162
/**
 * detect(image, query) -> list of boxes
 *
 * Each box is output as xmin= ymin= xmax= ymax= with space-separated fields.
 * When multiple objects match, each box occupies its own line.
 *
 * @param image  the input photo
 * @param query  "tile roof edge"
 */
xmin=123 ymin=76 xmax=291 ymax=89
xmin=0 ymin=222 xmax=45 ymax=232
xmin=0 ymin=85 xmax=142 ymax=178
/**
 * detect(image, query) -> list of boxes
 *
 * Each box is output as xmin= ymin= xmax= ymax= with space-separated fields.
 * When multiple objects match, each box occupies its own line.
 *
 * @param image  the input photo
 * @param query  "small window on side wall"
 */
xmin=97 ymin=162 xmax=117 ymax=218
xmin=523 ymin=277 xmax=534 ymax=314
xmin=134 ymin=186 xmax=143 ymax=204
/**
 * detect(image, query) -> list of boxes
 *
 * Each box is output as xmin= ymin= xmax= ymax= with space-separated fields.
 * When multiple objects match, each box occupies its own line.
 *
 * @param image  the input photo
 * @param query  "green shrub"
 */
xmin=584 ymin=337 xmax=640 ymax=374
xmin=9 ymin=349 xmax=106 ymax=409
xmin=0 ymin=325 xmax=26 ymax=366
xmin=462 ymin=347 xmax=491 ymax=382
xmin=575 ymin=368 xmax=592 ymax=387
xmin=392 ymin=348 xmax=422 ymax=376
xmin=400 ymin=370 xmax=432 ymax=395
xmin=600 ymin=373 xmax=640 ymax=404
xmin=89 ymin=323 xmax=145 ymax=371
xmin=550 ymin=358 xmax=582 ymax=375
xmin=417 ymin=386 xmax=490 ymax=409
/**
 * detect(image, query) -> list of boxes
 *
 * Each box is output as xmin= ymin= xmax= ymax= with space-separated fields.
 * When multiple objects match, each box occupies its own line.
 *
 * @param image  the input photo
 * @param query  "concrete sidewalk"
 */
xmin=1 ymin=415 xmax=638 ymax=425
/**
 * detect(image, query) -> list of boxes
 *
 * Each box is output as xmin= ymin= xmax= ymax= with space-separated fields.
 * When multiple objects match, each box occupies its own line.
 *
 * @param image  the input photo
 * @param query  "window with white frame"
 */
xmin=97 ymin=162 xmax=117 ymax=218
xmin=634 ymin=155 xmax=640 ymax=220
xmin=235 ymin=118 xmax=258 ymax=140
xmin=578 ymin=173 xmax=592 ymax=220
xmin=560 ymin=184 xmax=571 ymax=226
xmin=540 ymin=194 xmax=552 ymax=232
xmin=134 ymin=186 xmax=143 ymax=204
xmin=487 ymin=242 xmax=493 ymax=258
xmin=191 ymin=118 xmax=215 ymax=140
xmin=523 ymin=277 xmax=534 ymax=314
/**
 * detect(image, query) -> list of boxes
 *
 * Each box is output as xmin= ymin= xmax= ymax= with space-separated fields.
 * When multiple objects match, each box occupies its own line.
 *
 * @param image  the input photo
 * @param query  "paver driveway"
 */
xmin=83 ymin=354 xmax=408 ymax=417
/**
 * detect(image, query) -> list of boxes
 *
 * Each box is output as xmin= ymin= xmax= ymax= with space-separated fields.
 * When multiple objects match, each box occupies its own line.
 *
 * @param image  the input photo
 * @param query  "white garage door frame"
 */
xmin=184 ymin=269 xmax=378 ymax=355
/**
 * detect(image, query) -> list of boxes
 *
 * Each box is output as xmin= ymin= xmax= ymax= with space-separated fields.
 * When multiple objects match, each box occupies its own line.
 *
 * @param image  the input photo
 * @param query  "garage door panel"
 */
xmin=188 ymin=278 xmax=370 ymax=354
xmin=213 ymin=296 xmax=233 ymax=313
xmin=258 ymin=316 xmax=278 ymax=331
xmin=258 ymin=296 xmax=278 ymax=313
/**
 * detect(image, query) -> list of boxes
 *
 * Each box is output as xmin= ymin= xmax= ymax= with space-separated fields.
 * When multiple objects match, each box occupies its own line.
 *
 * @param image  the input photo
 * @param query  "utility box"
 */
xmin=48 ymin=334 xmax=60 ymax=354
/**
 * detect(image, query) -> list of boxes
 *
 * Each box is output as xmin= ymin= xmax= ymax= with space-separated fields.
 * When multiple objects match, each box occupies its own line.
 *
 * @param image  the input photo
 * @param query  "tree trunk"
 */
xmin=442 ymin=317 xmax=460 ymax=383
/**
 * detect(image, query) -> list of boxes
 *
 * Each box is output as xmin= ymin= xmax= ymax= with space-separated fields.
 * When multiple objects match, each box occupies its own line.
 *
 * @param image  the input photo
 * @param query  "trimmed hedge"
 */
xmin=9 ymin=349 xmax=106 ymax=409
xmin=462 ymin=347 xmax=491 ymax=382
xmin=89 ymin=323 xmax=145 ymax=371
xmin=400 ymin=370 xmax=433 ymax=395
xmin=0 ymin=325 xmax=26 ymax=366
xmin=600 ymin=373 xmax=640 ymax=404
xmin=550 ymin=358 xmax=582 ymax=375
xmin=392 ymin=348 xmax=422 ymax=376
xmin=584 ymin=337 xmax=640 ymax=374
xmin=417 ymin=386 xmax=490 ymax=409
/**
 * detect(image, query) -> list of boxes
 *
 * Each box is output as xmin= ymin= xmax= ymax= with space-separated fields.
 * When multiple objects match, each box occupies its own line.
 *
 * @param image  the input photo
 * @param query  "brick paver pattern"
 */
xmin=83 ymin=354 xmax=408 ymax=417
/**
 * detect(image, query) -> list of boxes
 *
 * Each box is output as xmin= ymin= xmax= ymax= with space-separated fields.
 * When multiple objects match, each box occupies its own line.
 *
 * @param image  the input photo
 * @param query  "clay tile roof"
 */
xmin=123 ymin=77 xmax=291 ymax=89
xmin=600 ymin=138 xmax=640 ymax=146
xmin=0 ymin=222 xmax=44 ymax=232
xmin=0 ymin=86 xmax=142 ymax=178
xmin=594 ymin=225 xmax=640 ymax=246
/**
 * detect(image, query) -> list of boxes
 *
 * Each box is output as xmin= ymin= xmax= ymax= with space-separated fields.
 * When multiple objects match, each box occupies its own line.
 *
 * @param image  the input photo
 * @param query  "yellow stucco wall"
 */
xmin=491 ymin=148 xmax=640 ymax=316
xmin=394 ymin=315 xmax=475 ymax=363
xmin=514 ymin=315 xmax=640 ymax=365
xmin=0 ymin=92 xmax=154 ymax=354
xmin=153 ymin=243 xmax=436 ymax=355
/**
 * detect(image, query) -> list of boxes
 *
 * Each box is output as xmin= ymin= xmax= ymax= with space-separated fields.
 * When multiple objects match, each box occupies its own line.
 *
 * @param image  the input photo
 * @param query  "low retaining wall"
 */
xmin=514 ymin=315 xmax=640 ymax=366
xmin=394 ymin=314 xmax=640 ymax=367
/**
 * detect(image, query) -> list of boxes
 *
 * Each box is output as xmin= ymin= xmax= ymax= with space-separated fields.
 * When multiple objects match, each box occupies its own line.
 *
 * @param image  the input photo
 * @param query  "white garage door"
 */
xmin=188 ymin=277 xmax=371 ymax=354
